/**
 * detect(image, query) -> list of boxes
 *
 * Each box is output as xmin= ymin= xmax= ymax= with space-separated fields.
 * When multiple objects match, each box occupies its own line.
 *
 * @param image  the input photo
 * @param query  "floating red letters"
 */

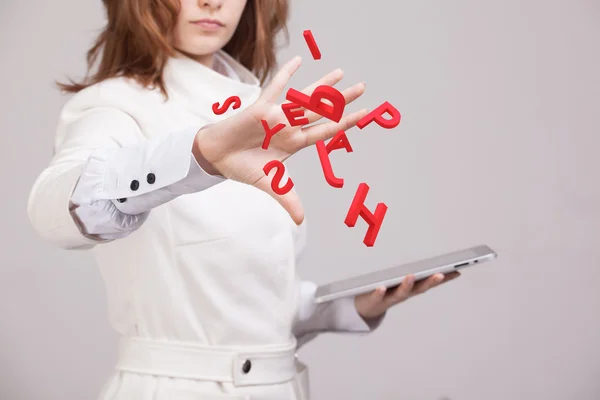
xmin=303 ymin=30 xmax=322 ymax=60
xmin=344 ymin=183 xmax=388 ymax=247
xmin=212 ymin=96 xmax=241 ymax=115
xmin=254 ymin=31 xmax=405 ymax=246
xmin=263 ymin=160 xmax=294 ymax=195
xmin=357 ymin=101 xmax=401 ymax=129
xmin=261 ymin=120 xmax=286 ymax=150
xmin=285 ymin=85 xmax=345 ymax=123
xmin=316 ymin=130 xmax=353 ymax=188
xmin=281 ymin=102 xmax=309 ymax=127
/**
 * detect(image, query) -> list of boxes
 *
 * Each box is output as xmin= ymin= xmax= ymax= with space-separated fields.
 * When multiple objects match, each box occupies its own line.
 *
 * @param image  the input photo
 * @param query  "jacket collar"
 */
xmin=162 ymin=50 xmax=262 ymax=120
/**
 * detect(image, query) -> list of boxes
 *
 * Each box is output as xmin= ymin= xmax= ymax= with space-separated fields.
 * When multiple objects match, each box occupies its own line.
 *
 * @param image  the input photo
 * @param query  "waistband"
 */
xmin=115 ymin=336 xmax=302 ymax=387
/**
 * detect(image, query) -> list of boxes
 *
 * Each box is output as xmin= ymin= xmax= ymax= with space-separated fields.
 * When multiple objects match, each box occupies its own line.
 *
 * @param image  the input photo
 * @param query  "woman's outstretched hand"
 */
xmin=192 ymin=56 xmax=369 ymax=225
xmin=354 ymin=272 xmax=462 ymax=320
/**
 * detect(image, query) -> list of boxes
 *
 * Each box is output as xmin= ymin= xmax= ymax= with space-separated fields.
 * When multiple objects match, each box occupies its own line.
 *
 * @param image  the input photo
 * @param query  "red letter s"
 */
xmin=212 ymin=96 xmax=242 ymax=115
xmin=263 ymin=160 xmax=294 ymax=195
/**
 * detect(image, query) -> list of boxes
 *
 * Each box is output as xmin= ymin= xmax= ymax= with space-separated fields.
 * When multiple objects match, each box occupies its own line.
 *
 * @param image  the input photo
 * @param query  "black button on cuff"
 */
xmin=146 ymin=173 xmax=156 ymax=184
xmin=130 ymin=180 xmax=139 ymax=191
xmin=241 ymin=359 xmax=251 ymax=374
xmin=117 ymin=198 xmax=127 ymax=203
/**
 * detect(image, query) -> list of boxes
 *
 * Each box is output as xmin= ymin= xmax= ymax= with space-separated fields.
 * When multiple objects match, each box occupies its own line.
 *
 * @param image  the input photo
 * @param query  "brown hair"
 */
xmin=58 ymin=0 xmax=289 ymax=97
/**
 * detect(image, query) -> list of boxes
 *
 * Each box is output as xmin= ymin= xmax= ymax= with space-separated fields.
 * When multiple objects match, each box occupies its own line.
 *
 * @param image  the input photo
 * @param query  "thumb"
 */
xmin=254 ymin=173 xmax=305 ymax=226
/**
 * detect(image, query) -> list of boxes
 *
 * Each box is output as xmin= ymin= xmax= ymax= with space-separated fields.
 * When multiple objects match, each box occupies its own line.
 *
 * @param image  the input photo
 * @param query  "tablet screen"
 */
xmin=318 ymin=245 xmax=495 ymax=296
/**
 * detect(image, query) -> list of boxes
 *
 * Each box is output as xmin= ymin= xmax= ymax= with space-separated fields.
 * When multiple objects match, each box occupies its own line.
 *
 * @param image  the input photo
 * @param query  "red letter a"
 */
xmin=316 ymin=130 xmax=353 ymax=188
xmin=345 ymin=183 xmax=387 ymax=247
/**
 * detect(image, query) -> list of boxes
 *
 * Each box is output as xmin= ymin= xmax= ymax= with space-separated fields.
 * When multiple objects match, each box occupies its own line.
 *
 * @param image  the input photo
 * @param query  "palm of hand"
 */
xmin=216 ymin=102 xmax=302 ymax=185
xmin=194 ymin=56 xmax=369 ymax=224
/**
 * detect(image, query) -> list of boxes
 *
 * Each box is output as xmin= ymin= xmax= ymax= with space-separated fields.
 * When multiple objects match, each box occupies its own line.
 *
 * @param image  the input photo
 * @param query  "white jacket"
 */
xmin=27 ymin=50 xmax=383 ymax=400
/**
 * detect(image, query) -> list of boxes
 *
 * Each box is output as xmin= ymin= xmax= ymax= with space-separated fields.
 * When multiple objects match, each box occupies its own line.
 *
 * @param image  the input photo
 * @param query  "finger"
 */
xmin=437 ymin=271 xmax=461 ymax=286
xmin=374 ymin=286 xmax=387 ymax=301
xmin=412 ymin=273 xmax=445 ymax=295
xmin=303 ymin=82 xmax=366 ymax=125
xmin=366 ymin=286 xmax=387 ymax=306
xmin=302 ymin=108 xmax=369 ymax=147
xmin=254 ymin=172 xmax=305 ymax=226
xmin=385 ymin=274 xmax=415 ymax=305
xmin=287 ymin=68 xmax=343 ymax=123
xmin=260 ymin=56 xmax=303 ymax=102
xmin=296 ymin=68 xmax=344 ymax=98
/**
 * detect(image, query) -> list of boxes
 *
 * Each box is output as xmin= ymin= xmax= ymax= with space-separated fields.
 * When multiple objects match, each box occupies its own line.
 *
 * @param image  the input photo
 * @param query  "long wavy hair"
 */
xmin=58 ymin=0 xmax=289 ymax=97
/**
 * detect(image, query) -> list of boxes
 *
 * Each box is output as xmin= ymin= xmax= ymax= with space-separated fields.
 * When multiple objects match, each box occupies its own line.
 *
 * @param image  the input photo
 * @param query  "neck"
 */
xmin=175 ymin=48 xmax=215 ymax=69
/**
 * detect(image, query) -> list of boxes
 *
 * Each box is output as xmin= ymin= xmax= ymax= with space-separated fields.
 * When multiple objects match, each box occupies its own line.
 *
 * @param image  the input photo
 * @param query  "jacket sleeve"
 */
xmin=291 ymin=218 xmax=385 ymax=349
xmin=27 ymin=106 xmax=225 ymax=250
xmin=293 ymin=280 xmax=385 ymax=348
xmin=68 ymin=124 xmax=225 ymax=241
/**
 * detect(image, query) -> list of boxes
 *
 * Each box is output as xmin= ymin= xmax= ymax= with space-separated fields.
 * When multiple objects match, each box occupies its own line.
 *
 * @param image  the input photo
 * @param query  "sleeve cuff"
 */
xmin=70 ymin=198 xmax=150 ymax=240
xmin=81 ymin=126 xmax=224 ymax=200
xmin=324 ymin=295 xmax=385 ymax=332
xmin=70 ymin=126 xmax=226 ymax=216
xmin=293 ymin=281 xmax=385 ymax=340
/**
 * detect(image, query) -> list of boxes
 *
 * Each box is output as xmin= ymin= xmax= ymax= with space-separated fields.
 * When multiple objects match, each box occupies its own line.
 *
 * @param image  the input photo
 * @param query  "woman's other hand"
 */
xmin=354 ymin=272 xmax=462 ymax=320
xmin=192 ymin=56 xmax=369 ymax=225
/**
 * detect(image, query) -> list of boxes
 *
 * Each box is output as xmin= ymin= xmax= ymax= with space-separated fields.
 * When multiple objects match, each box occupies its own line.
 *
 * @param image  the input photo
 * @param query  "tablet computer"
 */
xmin=314 ymin=244 xmax=497 ymax=303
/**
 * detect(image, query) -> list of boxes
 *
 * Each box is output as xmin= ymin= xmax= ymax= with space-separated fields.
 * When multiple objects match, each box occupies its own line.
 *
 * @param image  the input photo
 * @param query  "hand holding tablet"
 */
xmin=315 ymin=245 xmax=497 ymax=304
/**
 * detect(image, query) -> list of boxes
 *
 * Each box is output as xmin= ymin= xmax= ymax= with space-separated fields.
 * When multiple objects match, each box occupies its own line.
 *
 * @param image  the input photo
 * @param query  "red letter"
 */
xmin=326 ymin=130 xmax=353 ymax=153
xmin=281 ymin=102 xmax=309 ymax=127
xmin=357 ymin=101 xmax=401 ymax=129
xmin=212 ymin=96 xmax=241 ymax=115
xmin=286 ymin=85 xmax=345 ymax=123
xmin=263 ymin=160 xmax=294 ymax=195
xmin=303 ymin=30 xmax=322 ymax=60
xmin=316 ymin=130 xmax=353 ymax=188
xmin=344 ymin=183 xmax=388 ymax=247
xmin=316 ymin=142 xmax=342 ymax=188
xmin=261 ymin=120 xmax=286 ymax=150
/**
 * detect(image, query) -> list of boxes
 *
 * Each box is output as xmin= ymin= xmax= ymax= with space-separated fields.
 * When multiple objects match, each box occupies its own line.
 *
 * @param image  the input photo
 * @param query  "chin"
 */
xmin=187 ymin=37 xmax=227 ymax=55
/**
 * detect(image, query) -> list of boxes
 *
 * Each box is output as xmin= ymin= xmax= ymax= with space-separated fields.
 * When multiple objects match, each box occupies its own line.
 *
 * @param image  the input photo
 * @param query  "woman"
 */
xmin=27 ymin=0 xmax=458 ymax=399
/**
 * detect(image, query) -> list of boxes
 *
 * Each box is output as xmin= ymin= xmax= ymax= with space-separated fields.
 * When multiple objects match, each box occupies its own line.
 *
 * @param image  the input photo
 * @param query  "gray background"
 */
xmin=1 ymin=0 xmax=599 ymax=399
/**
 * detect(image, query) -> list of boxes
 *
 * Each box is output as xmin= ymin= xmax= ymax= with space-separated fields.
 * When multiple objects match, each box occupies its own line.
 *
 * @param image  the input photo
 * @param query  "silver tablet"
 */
xmin=314 ymin=245 xmax=497 ymax=303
